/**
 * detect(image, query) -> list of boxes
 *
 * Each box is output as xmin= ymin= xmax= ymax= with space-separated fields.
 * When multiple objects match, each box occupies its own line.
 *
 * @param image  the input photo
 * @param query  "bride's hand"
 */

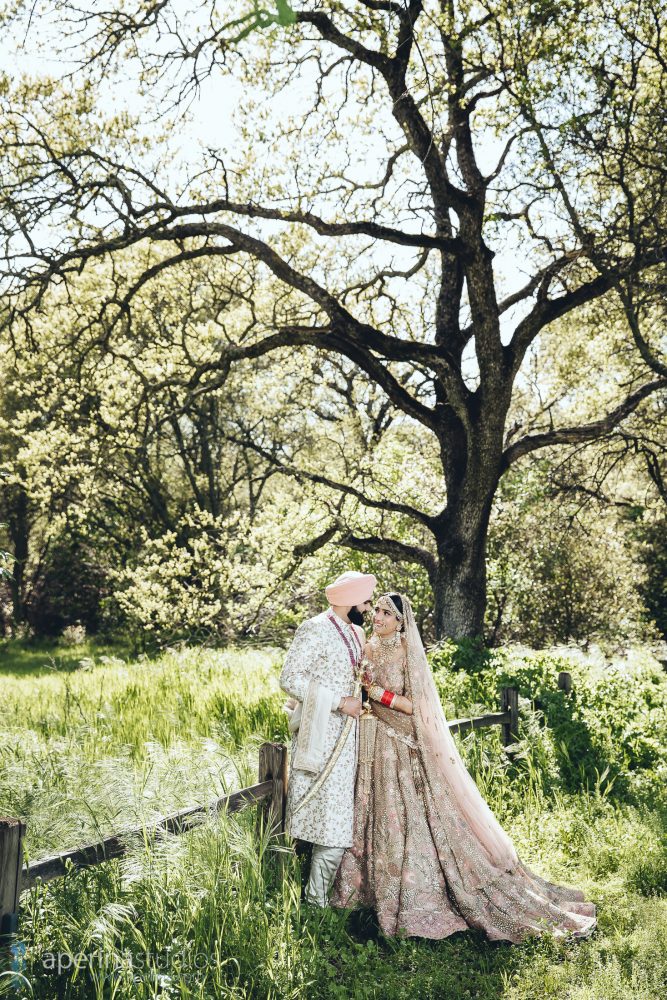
xmin=392 ymin=694 xmax=413 ymax=716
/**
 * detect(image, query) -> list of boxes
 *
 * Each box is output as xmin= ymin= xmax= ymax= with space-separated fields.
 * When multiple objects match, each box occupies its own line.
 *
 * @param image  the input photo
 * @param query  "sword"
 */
xmin=291 ymin=671 xmax=363 ymax=817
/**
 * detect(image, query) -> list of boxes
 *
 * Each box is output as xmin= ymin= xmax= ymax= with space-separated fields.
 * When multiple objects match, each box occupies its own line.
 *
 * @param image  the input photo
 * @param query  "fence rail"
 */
xmin=0 ymin=678 xmax=551 ymax=937
xmin=22 ymin=781 xmax=274 ymax=892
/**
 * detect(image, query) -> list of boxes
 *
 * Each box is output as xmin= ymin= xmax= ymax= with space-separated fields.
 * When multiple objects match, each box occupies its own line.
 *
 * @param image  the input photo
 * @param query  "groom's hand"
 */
xmin=338 ymin=696 xmax=362 ymax=718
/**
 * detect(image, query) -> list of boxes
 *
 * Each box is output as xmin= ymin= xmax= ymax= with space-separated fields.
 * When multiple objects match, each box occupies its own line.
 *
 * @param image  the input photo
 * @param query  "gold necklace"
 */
xmin=369 ymin=631 xmax=402 ymax=669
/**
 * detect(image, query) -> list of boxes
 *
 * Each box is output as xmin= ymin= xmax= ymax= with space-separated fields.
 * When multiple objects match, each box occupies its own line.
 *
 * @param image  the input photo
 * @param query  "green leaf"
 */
xmin=275 ymin=0 xmax=297 ymax=26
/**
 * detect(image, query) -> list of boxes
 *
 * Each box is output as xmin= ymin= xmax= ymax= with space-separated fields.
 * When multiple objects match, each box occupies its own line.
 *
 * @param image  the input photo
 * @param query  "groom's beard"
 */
xmin=348 ymin=607 xmax=366 ymax=627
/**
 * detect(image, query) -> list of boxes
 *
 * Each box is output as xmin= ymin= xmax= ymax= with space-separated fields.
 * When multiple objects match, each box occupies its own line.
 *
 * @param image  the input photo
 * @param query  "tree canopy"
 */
xmin=0 ymin=0 xmax=665 ymax=639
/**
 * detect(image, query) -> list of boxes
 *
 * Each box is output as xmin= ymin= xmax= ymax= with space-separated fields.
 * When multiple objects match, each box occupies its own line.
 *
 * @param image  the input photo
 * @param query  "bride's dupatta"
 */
xmin=401 ymin=597 xmax=519 ymax=884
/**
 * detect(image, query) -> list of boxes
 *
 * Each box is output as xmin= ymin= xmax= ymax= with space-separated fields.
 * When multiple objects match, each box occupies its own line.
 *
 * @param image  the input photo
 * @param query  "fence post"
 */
xmin=557 ymin=671 xmax=573 ymax=694
xmin=501 ymin=687 xmax=519 ymax=753
xmin=0 ymin=817 xmax=25 ymax=937
xmin=258 ymin=742 xmax=288 ymax=836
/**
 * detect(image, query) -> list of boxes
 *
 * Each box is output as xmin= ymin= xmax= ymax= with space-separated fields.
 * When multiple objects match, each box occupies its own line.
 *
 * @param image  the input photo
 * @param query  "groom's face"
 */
xmin=348 ymin=599 xmax=372 ymax=627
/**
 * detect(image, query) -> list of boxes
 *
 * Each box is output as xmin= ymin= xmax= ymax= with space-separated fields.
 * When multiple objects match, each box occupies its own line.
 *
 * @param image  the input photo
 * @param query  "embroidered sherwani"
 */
xmin=279 ymin=610 xmax=363 ymax=848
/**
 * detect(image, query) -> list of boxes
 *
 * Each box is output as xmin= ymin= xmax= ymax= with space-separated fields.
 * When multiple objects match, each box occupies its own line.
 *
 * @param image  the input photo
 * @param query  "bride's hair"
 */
xmin=387 ymin=593 xmax=405 ymax=632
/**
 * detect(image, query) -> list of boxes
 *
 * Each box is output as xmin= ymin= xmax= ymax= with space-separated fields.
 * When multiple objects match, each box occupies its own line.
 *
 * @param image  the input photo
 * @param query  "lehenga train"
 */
xmin=330 ymin=599 xmax=596 ymax=943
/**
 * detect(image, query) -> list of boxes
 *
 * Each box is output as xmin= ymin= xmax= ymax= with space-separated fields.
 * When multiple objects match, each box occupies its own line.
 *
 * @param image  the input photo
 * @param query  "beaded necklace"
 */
xmin=326 ymin=609 xmax=363 ymax=666
xmin=368 ymin=631 xmax=404 ymax=670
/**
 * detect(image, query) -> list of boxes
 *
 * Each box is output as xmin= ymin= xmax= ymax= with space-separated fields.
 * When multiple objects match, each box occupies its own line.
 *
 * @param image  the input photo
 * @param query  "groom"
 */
xmin=279 ymin=570 xmax=376 ymax=907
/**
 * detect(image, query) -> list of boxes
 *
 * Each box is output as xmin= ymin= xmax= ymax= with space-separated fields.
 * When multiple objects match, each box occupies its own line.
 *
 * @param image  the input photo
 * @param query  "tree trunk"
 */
xmin=433 ymin=508 xmax=490 ymax=640
xmin=431 ymin=406 xmax=507 ymax=641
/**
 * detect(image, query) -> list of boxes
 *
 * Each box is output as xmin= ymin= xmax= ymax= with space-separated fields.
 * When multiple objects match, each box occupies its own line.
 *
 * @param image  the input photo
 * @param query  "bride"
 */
xmin=330 ymin=592 xmax=597 ymax=942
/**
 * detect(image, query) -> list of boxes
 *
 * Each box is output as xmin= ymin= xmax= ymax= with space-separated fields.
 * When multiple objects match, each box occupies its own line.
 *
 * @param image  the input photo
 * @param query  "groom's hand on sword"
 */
xmin=338 ymin=696 xmax=362 ymax=718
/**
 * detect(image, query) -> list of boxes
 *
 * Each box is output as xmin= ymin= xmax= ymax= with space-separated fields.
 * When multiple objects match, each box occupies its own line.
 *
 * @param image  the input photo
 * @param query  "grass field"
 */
xmin=0 ymin=639 xmax=666 ymax=999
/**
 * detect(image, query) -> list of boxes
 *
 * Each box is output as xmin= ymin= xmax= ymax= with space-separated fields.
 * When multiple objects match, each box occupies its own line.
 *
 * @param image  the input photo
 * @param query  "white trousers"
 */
xmin=305 ymin=844 xmax=345 ymax=907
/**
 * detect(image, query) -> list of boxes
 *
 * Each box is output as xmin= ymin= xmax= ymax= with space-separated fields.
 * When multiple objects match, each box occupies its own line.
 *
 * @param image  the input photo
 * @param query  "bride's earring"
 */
xmin=394 ymin=626 xmax=401 ymax=648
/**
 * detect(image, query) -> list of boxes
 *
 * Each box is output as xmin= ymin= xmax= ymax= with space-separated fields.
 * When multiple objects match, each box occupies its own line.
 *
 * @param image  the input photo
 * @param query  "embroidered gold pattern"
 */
xmin=331 ymin=642 xmax=597 ymax=941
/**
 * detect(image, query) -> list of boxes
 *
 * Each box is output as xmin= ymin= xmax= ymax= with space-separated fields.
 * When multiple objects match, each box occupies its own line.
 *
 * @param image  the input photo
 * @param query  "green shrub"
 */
xmin=430 ymin=644 xmax=667 ymax=801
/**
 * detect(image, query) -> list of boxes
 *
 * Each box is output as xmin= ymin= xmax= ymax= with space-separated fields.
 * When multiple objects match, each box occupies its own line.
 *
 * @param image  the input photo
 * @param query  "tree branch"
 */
xmin=157 ymin=196 xmax=467 ymax=255
xmin=299 ymin=4 xmax=469 ymax=216
xmin=339 ymin=531 xmax=438 ymax=582
xmin=501 ymin=378 xmax=667 ymax=469
xmin=11 ymin=215 xmax=447 ymax=371
xmin=507 ymin=246 xmax=667 ymax=375
xmin=618 ymin=282 xmax=667 ymax=378
xmin=222 ymin=431 xmax=437 ymax=530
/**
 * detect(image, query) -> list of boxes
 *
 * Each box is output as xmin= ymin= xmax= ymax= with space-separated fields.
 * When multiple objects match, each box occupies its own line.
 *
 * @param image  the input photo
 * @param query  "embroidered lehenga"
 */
xmin=330 ymin=596 xmax=597 ymax=942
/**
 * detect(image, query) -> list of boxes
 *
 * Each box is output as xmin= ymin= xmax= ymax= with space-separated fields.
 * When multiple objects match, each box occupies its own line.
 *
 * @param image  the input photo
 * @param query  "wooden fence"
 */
xmin=0 ymin=677 xmax=565 ymax=938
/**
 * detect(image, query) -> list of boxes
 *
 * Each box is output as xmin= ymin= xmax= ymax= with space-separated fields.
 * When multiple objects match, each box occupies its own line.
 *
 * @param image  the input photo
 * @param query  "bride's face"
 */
xmin=372 ymin=604 xmax=401 ymax=637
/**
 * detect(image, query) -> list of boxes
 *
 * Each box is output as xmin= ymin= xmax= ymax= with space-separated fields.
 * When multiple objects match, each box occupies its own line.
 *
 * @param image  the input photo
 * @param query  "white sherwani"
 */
xmin=279 ymin=610 xmax=363 ymax=848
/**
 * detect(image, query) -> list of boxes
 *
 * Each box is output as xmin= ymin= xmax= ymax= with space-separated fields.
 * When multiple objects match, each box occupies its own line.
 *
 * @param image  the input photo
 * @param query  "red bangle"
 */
xmin=380 ymin=689 xmax=395 ymax=707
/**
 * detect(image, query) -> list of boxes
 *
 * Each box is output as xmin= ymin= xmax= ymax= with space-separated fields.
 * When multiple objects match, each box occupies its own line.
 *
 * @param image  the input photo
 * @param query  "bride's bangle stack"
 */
xmin=368 ymin=684 xmax=397 ymax=708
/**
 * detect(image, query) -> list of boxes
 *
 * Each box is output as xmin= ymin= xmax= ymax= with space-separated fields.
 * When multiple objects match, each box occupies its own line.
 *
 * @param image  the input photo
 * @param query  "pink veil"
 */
xmin=401 ymin=594 xmax=519 ymax=874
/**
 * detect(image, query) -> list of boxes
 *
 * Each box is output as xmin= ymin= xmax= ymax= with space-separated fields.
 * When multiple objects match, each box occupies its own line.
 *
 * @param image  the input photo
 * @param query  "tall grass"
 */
xmin=0 ymin=644 xmax=287 ymax=751
xmin=0 ymin=646 xmax=286 ymax=858
xmin=9 ymin=813 xmax=319 ymax=999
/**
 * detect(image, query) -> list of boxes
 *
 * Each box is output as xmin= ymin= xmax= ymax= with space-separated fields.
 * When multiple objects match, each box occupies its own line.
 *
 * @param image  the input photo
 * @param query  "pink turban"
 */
xmin=325 ymin=570 xmax=377 ymax=606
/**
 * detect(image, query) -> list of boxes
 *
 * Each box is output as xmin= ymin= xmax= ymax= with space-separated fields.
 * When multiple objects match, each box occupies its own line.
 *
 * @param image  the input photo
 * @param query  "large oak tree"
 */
xmin=1 ymin=0 xmax=665 ymax=637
